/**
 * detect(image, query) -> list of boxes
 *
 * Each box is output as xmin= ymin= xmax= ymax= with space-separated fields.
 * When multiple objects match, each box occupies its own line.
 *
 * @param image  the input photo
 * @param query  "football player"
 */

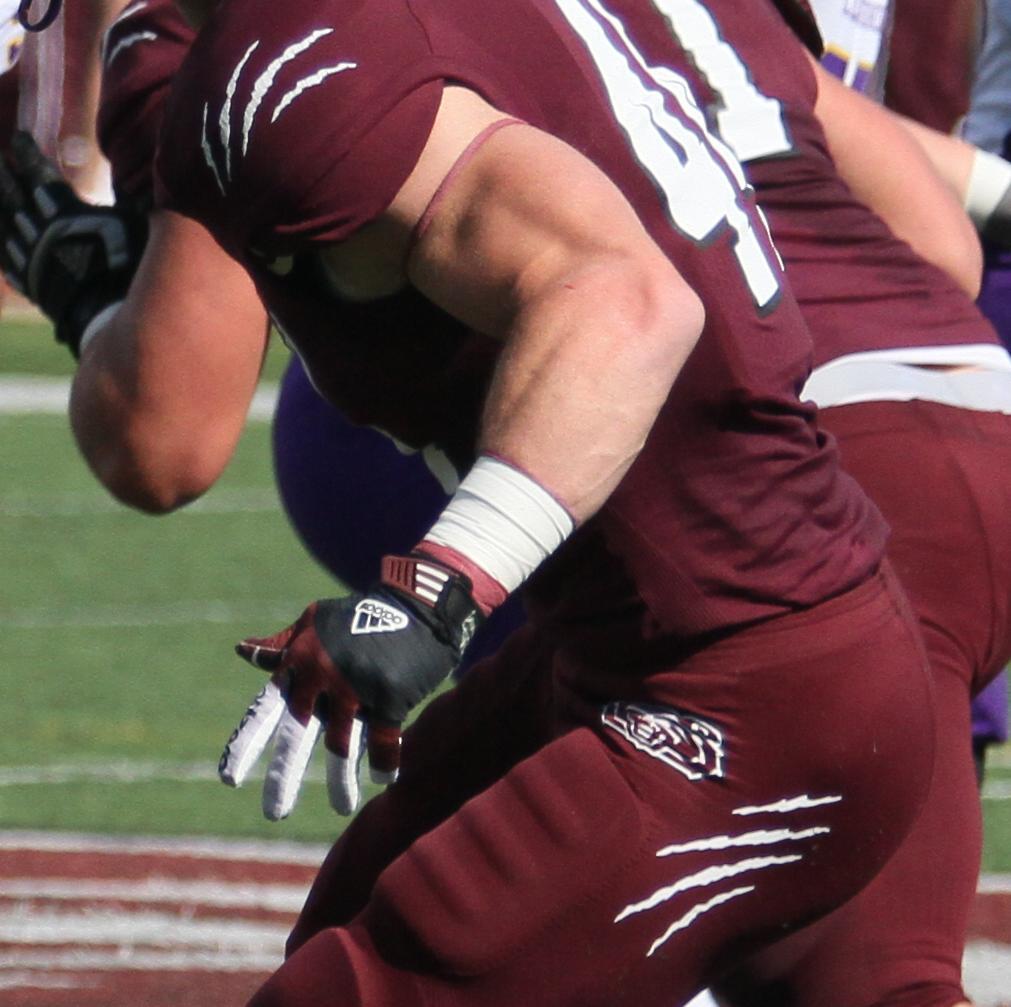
xmin=2 ymin=0 xmax=943 ymax=1003
xmin=963 ymin=0 xmax=1011 ymax=780
xmin=3 ymin=1 xmax=1002 ymax=1006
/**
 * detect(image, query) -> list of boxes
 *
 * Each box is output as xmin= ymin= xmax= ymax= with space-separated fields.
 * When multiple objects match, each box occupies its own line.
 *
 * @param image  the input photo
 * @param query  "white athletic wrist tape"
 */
xmin=424 ymin=456 xmax=575 ymax=594
xmin=77 ymin=299 xmax=123 ymax=356
xmin=964 ymin=147 xmax=1011 ymax=229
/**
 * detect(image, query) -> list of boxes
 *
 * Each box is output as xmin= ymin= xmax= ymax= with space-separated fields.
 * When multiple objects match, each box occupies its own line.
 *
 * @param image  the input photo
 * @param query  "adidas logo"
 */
xmin=350 ymin=598 xmax=409 ymax=635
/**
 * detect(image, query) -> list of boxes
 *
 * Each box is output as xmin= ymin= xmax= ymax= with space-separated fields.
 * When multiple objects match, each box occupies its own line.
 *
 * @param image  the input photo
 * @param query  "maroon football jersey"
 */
xmin=154 ymin=0 xmax=887 ymax=644
xmin=682 ymin=0 xmax=998 ymax=366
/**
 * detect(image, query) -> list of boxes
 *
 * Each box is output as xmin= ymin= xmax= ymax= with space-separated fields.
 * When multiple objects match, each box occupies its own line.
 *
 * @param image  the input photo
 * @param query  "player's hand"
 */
xmin=0 ymin=130 xmax=147 ymax=355
xmin=219 ymin=553 xmax=483 ymax=820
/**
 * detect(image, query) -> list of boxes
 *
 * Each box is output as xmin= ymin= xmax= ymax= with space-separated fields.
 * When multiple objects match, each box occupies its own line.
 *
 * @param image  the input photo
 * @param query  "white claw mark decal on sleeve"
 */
xmin=198 ymin=28 xmax=357 ymax=194
xmin=615 ymin=854 xmax=802 ymax=923
xmin=110 ymin=0 xmax=149 ymax=28
xmin=271 ymin=63 xmax=359 ymax=124
xmin=201 ymin=105 xmax=227 ymax=196
xmin=617 ymin=791 xmax=843 ymax=957
xmin=645 ymin=886 xmax=754 ymax=956
xmin=732 ymin=793 xmax=842 ymax=816
xmin=656 ymin=826 xmax=830 ymax=856
xmin=103 ymin=30 xmax=158 ymax=70
xmin=220 ymin=41 xmax=259 ymax=183
xmin=242 ymin=29 xmax=333 ymax=155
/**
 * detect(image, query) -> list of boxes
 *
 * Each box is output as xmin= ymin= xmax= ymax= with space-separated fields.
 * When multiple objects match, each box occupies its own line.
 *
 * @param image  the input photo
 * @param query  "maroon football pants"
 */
xmin=713 ymin=400 xmax=1011 ymax=1007
xmin=250 ymin=565 xmax=934 ymax=1007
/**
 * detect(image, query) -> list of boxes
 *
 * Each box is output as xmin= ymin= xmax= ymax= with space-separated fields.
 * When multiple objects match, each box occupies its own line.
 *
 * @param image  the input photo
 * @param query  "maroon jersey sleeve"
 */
xmin=97 ymin=0 xmax=195 ymax=204
xmin=769 ymin=0 xmax=824 ymax=55
xmin=156 ymin=3 xmax=445 ymax=256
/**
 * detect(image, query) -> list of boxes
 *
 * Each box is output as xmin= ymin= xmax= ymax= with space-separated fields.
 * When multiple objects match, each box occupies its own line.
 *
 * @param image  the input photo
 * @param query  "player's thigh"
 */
xmin=353 ymin=581 xmax=934 ymax=1006
xmin=821 ymin=401 xmax=1011 ymax=693
xmin=712 ymin=664 xmax=979 ymax=1007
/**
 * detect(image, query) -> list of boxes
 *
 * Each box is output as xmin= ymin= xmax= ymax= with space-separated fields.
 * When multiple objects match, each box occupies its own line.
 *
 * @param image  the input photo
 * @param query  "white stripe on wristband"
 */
xmin=964 ymin=147 xmax=1011 ymax=229
xmin=424 ymin=456 xmax=575 ymax=595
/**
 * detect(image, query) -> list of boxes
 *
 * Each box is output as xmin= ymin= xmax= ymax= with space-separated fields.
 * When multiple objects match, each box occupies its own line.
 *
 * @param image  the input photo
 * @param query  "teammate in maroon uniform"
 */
xmin=111 ymin=1 xmax=938 ymax=1003
xmin=667 ymin=4 xmax=1011 ymax=1006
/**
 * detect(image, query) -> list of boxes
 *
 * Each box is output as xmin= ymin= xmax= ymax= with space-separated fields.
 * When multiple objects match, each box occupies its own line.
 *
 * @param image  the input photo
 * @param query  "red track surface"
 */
xmin=0 ymin=833 xmax=1008 ymax=1006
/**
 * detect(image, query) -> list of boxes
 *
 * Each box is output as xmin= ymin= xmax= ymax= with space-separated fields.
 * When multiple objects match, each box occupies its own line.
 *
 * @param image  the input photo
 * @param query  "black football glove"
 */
xmin=219 ymin=553 xmax=483 ymax=820
xmin=0 ymin=130 xmax=147 ymax=355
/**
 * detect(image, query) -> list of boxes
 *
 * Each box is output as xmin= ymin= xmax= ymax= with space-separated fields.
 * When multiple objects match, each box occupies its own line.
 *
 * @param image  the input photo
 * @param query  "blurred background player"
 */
xmin=0 ymin=0 xmax=125 ymax=313
xmin=886 ymin=0 xmax=981 ymax=131
xmin=702 ymin=2 xmax=1011 ymax=1004
xmin=964 ymin=0 xmax=1011 ymax=781
xmin=0 ymin=0 xmax=23 ymax=314
xmin=16 ymin=0 xmax=124 ymax=200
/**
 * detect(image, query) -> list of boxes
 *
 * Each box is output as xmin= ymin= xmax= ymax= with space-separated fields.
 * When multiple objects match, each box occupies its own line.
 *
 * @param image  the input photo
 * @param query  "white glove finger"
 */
xmin=218 ymin=681 xmax=286 ymax=788
xmin=325 ymin=716 xmax=367 ymax=816
xmin=262 ymin=708 xmax=322 ymax=821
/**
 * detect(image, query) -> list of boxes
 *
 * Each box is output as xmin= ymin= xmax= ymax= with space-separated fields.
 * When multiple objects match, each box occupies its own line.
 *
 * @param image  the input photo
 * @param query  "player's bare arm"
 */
xmin=70 ymin=209 xmax=269 ymax=512
xmin=222 ymin=85 xmax=705 ymax=818
xmin=808 ymin=51 xmax=984 ymax=297
xmin=377 ymin=86 xmax=705 ymax=523
xmin=896 ymin=110 xmax=1011 ymax=254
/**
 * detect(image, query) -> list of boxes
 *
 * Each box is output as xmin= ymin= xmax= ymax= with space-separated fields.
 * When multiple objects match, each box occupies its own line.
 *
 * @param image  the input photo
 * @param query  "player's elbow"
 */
xmin=95 ymin=450 xmax=217 ymax=515
xmin=613 ymin=252 xmax=705 ymax=375
xmin=74 ymin=425 xmax=223 ymax=514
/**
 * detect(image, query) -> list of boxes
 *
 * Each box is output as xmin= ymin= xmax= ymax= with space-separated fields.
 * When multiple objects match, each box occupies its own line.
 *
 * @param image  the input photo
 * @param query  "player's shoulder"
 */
xmin=156 ymin=0 xmax=442 ymax=250
xmin=166 ymin=0 xmax=431 ymax=127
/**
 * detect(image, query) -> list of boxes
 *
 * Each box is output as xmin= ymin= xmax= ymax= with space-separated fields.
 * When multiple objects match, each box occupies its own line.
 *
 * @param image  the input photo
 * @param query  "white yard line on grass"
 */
xmin=0 ymin=599 xmax=306 ymax=629
xmin=0 ymin=754 xmax=1006 ymax=797
xmin=983 ymin=779 xmax=1011 ymax=801
xmin=0 ymin=758 xmax=325 ymax=789
xmin=0 ymin=376 xmax=279 ymax=421
xmin=0 ymin=487 xmax=283 ymax=517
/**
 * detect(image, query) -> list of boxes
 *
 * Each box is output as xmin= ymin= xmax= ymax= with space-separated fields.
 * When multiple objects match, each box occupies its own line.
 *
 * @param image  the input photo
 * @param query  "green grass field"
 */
xmin=2 ymin=313 xmax=1009 ymax=864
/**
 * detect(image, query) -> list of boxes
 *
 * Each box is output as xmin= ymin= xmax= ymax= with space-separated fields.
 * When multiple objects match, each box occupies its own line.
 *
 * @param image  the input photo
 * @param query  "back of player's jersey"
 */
xmin=682 ymin=0 xmax=996 ymax=367
xmin=157 ymin=0 xmax=885 ymax=643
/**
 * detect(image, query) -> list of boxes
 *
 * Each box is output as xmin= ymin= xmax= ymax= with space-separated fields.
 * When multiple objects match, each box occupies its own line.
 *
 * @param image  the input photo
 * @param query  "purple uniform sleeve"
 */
xmin=972 ymin=670 xmax=1009 ymax=745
